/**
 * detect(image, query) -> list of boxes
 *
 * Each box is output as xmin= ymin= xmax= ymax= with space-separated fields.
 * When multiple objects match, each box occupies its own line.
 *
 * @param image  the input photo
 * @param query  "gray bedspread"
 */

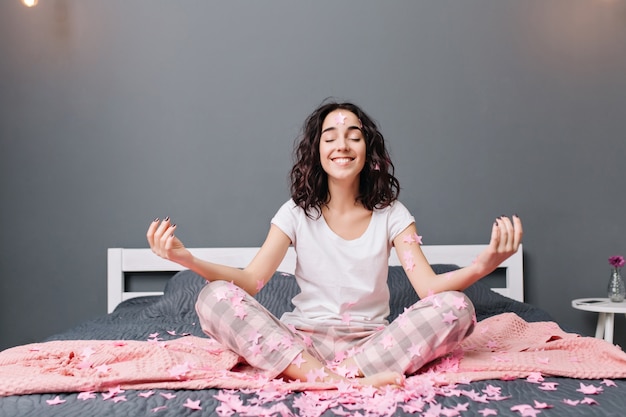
xmin=1 ymin=265 xmax=624 ymax=417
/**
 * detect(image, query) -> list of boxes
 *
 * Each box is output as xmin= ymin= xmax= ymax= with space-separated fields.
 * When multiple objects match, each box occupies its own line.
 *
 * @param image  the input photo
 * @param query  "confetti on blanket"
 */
xmin=1 ymin=313 xmax=626 ymax=397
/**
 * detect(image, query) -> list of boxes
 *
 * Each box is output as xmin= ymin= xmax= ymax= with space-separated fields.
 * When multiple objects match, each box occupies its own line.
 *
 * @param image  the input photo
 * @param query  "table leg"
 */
xmin=605 ymin=313 xmax=615 ymax=344
xmin=595 ymin=313 xmax=606 ymax=339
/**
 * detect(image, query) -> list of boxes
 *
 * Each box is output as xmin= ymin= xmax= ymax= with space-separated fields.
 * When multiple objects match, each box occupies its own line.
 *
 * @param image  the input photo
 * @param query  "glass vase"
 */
xmin=608 ymin=267 xmax=626 ymax=302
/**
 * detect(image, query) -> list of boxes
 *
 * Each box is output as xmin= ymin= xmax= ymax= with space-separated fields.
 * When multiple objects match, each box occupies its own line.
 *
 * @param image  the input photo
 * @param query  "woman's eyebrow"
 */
xmin=321 ymin=125 xmax=362 ymax=134
xmin=346 ymin=125 xmax=362 ymax=132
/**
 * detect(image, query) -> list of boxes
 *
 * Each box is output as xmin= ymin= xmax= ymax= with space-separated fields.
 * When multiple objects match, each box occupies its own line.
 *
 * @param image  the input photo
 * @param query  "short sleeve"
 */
xmin=270 ymin=200 xmax=299 ymax=244
xmin=387 ymin=201 xmax=415 ymax=245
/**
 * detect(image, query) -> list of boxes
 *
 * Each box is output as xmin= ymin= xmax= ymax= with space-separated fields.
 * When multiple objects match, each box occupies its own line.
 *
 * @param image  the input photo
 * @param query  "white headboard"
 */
xmin=107 ymin=244 xmax=523 ymax=313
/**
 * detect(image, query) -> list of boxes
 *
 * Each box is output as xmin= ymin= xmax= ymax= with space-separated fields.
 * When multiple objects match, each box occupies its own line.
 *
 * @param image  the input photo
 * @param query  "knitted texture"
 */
xmin=436 ymin=312 xmax=626 ymax=383
xmin=1 ymin=313 xmax=626 ymax=397
xmin=0 ymin=336 xmax=239 ymax=396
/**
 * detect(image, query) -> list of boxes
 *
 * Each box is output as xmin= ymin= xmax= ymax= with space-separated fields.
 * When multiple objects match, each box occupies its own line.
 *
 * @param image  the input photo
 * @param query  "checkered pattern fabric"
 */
xmin=195 ymin=281 xmax=474 ymax=378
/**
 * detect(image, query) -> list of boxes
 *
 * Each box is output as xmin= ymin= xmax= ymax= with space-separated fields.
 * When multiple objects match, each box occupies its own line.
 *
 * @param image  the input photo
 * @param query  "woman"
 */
xmin=146 ymin=101 xmax=522 ymax=388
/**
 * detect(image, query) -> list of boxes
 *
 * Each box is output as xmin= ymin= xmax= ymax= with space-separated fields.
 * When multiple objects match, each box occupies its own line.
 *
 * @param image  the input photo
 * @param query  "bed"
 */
xmin=1 ymin=244 xmax=626 ymax=417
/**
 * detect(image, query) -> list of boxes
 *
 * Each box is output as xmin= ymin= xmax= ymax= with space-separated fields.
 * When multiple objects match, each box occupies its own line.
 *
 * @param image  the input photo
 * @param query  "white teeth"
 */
xmin=333 ymin=158 xmax=352 ymax=163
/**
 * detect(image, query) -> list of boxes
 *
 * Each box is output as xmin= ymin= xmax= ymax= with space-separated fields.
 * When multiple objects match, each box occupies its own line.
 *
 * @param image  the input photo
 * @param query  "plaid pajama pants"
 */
xmin=195 ymin=280 xmax=475 ymax=378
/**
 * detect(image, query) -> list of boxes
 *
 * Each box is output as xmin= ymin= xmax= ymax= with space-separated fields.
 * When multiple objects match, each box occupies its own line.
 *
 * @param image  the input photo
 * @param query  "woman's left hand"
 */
xmin=474 ymin=215 xmax=523 ymax=276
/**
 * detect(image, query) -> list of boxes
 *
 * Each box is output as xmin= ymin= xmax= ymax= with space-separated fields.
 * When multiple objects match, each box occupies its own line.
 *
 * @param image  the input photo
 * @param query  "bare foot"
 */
xmin=358 ymin=371 xmax=404 ymax=388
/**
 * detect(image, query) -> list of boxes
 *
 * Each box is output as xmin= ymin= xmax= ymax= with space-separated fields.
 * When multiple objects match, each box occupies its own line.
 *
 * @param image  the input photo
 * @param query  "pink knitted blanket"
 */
xmin=1 ymin=313 xmax=625 ymax=397
xmin=432 ymin=312 xmax=626 ymax=383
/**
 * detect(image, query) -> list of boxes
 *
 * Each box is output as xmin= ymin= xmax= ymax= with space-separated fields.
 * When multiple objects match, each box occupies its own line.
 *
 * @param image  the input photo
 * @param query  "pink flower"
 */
xmin=609 ymin=255 xmax=625 ymax=268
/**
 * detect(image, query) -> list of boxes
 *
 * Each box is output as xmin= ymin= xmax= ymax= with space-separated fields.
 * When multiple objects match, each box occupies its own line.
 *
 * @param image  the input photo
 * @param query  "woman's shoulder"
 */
xmin=375 ymin=200 xmax=411 ymax=215
xmin=274 ymin=199 xmax=308 ymax=219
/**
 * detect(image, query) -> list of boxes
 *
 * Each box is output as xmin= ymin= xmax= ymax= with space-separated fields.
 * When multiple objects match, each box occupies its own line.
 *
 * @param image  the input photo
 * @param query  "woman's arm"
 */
xmin=147 ymin=218 xmax=291 ymax=295
xmin=393 ymin=216 xmax=522 ymax=299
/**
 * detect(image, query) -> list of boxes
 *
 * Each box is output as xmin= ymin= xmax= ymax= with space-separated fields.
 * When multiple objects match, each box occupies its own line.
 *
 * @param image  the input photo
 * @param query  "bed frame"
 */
xmin=107 ymin=245 xmax=523 ymax=313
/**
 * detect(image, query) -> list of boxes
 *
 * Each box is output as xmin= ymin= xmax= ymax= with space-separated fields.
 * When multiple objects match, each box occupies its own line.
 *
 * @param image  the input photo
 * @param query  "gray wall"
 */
xmin=1 ymin=1 xmax=625 ymax=351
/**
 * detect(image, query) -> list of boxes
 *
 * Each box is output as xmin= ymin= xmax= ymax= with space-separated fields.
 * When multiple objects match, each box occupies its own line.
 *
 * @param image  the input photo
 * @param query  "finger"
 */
xmin=489 ymin=219 xmax=500 ymax=250
xmin=512 ymin=214 xmax=523 ymax=248
xmin=159 ymin=224 xmax=176 ymax=249
xmin=146 ymin=218 xmax=160 ymax=249
xmin=498 ymin=216 xmax=515 ymax=250
xmin=153 ymin=216 xmax=171 ymax=243
xmin=164 ymin=228 xmax=178 ymax=250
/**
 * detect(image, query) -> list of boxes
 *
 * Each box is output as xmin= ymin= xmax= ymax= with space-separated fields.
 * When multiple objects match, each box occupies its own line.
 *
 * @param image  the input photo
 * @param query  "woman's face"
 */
xmin=319 ymin=109 xmax=367 ymax=184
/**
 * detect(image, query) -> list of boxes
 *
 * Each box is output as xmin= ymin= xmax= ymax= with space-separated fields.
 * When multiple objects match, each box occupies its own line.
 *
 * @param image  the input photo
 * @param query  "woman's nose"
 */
xmin=337 ymin=137 xmax=349 ymax=150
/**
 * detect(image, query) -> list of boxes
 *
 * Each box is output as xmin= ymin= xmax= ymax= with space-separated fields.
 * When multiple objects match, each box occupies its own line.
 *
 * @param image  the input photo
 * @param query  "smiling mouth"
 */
xmin=331 ymin=157 xmax=354 ymax=165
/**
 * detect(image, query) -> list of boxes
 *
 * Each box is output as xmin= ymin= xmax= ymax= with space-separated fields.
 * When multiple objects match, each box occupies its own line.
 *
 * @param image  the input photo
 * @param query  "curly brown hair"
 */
xmin=290 ymin=100 xmax=400 ymax=218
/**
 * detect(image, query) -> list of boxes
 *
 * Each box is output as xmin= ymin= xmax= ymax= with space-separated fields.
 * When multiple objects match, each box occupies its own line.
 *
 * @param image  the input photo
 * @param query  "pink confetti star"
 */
xmin=402 ymin=235 xmax=411 ymax=244
xmin=452 ymin=295 xmax=468 ymax=310
xmin=77 ymin=391 xmax=96 ymax=401
xmin=403 ymin=233 xmax=420 ymax=245
xmin=77 ymin=359 xmax=92 ymax=370
xmin=152 ymin=405 xmax=168 ymax=412
xmin=160 ymin=392 xmax=177 ymax=400
xmin=169 ymin=362 xmax=191 ymax=379
xmin=213 ymin=287 xmax=230 ymax=302
xmin=526 ymin=372 xmax=543 ymax=383
xmin=266 ymin=337 xmax=281 ymax=352
xmin=305 ymin=367 xmax=328 ymax=382
xmin=334 ymin=112 xmax=346 ymax=125
xmin=333 ymin=350 xmax=347 ymax=363
xmin=248 ymin=343 xmax=263 ymax=356
xmin=111 ymin=395 xmax=127 ymax=403
xmin=442 ymin=311 xmax=458 ymax=324
xmin=602 ymin=379 xmax=617 ymax=387
xmin=403 ymin=250 xmax=416 ymax=271
xmin=94 ymin=364 xmax=110 ymax=374
xmin=138 ymin=390 xmax=155 ymax=398
xmin=431 ymin=295 xmax=443 ymax=308
xmin=248 ymin=330 xmax=262 ymax=345
xmin=533 ymin=400 xmax=552 ymax=409
xmin=46 ymin=396 xmax=66 ymax=405
xmin=576 ymin=382 xmax=603 ymax=395
xmin=183 ymin=399 xmax=202 ymax=410
xmin=381 ymin=334 xmax=395 ymax=350
xmin=336 ymin=379 xmax=355 ymax=394
xmin=234 ymin=306 xmax=248 ymax=320
xmin=538 ymin=382 xmax=558 ymax=391
xmin=81 ymin=347 xmax=96 ymax=358
xmin=563 ymin=399 xmax=580 ymax=406
xmin=280 ymin=335 xmax=294 ymax=348
xmin=297 ymin=332 xmax=313 ymax=347
xmin=482 ymin=384 xmax=502 ymax=397
xmin=510 ymin=404 xmax=540 ymax=417
xmin=580 ymin=397 xmax=598 ymax=405
xmin=408 ymin=343 xmax=422 ymax=357
xmin=492 ymin=354 xmax=510 ymax=363
xmin=478 ymin=408 xmax=498 ymax=416
xmin=256 ymin=279 xmax=265 ymax=291
xmin=486 ymin=340 xmax=498 ymax=350
xmin=291 ymin=352 xmax=306 ymax=368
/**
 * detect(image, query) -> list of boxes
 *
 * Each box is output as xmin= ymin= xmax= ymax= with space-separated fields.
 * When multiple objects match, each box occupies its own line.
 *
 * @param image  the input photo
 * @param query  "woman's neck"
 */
xmin=325 ymin=179 xmax=361 ymax=212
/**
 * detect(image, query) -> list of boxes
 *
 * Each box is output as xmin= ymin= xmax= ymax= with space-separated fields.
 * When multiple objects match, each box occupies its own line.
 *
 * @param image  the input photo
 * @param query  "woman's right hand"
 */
xmin=146 ymin=217 xmax=192 ymax=266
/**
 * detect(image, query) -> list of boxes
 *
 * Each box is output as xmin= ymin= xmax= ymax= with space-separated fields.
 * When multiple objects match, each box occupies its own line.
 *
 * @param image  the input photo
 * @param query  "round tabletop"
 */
xmin=571 ymin=298 xmax=626 ymax=313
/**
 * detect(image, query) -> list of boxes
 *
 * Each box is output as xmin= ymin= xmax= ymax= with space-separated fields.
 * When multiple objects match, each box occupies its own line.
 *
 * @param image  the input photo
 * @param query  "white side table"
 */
xmin=571 ymin=298 xmax=626 ymax=344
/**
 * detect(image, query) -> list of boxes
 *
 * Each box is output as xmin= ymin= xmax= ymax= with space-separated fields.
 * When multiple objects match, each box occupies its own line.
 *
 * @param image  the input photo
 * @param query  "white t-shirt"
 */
xmin=270 ymin=199 xmax=415 ymax=329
